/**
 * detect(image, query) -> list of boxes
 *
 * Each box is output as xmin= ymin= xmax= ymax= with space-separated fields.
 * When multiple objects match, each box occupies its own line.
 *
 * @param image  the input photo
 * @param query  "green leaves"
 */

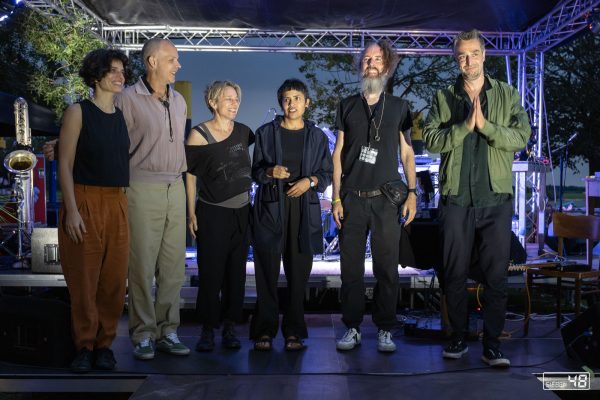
xmin=19 ymin=0 xmax=104 ymax=120
xmin=295 ymin=52 xmax=456 ymax=127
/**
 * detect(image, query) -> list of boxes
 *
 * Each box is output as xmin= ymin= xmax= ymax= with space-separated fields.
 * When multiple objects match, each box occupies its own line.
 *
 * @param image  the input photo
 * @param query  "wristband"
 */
xmin=408 ymin=188 xmax=417 ymax=194
xmin=332 ymin=198 xmax=341 ymax=205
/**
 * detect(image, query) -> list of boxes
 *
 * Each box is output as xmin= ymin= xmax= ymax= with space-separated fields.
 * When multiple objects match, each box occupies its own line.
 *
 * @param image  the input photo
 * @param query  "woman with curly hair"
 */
xmin=58 ymin=48 xmax=131 ymax=372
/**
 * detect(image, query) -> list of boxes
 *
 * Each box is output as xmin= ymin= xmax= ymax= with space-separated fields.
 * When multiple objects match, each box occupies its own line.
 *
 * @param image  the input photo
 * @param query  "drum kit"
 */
xmin=319 ymin=192 xmax=339 ymax=258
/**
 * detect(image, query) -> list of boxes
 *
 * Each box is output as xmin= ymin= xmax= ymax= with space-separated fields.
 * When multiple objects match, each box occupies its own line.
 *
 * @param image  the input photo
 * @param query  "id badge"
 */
xmin=359 ymin=145 xmax=378 ymax=164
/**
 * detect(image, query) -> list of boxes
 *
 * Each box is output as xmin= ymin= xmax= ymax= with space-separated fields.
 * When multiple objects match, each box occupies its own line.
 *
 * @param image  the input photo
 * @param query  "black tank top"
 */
xmin=73 ymin=99 xmax=130 ymax=187
xmin=185 ymin=122 xmax=254 ymax=203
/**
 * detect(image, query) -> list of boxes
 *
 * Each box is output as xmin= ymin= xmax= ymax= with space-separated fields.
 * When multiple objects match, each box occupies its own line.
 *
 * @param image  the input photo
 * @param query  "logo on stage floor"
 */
xmin=541 ymin=372 xmax=590 ymax=391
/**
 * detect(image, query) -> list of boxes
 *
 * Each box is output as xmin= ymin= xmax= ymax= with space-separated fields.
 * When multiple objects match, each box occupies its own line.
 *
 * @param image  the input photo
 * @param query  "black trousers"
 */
xmin=195 ymin=201 xmax=250 ymax=329
xmin=250 ymin=196 xmax=313 ymax=339
xmin=339 ymin=192 xmax=401 ymax=331
xmin=439 ymin=199 xmax=512 ymax=350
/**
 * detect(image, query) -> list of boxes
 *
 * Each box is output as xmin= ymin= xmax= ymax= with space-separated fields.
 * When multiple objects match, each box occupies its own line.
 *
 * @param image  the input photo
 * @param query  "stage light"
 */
xmin=588 ymin=8 xmax=600 ymax=33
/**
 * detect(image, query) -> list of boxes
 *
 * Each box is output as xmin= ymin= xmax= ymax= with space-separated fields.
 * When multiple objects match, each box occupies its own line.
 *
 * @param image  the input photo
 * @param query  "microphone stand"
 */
xmin=552 ymin=135 xmax=577 ymax=212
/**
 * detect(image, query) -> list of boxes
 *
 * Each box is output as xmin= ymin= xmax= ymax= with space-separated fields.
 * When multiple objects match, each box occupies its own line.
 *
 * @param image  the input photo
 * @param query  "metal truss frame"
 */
xmin=23 ymin=0 xmax=599 ymax=55
xmin=23 ymin=0 xmax=600 ymax=245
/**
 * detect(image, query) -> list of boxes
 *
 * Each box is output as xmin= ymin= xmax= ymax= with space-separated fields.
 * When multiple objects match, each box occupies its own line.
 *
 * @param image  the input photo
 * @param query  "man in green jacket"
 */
xmin=423 ymin=29 xmax=530 ymax=368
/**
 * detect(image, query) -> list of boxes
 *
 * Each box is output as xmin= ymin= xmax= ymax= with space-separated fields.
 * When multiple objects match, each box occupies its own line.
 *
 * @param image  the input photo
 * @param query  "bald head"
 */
xmin=142 ymin=38 xmax=174 ymax=69
xmin=142 ymin=38 xmax=181 ymax=86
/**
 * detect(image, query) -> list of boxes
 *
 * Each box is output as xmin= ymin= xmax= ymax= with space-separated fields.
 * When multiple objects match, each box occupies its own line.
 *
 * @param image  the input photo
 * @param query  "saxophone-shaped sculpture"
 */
xmin=2 ymin=98 xmax=37 ymax=263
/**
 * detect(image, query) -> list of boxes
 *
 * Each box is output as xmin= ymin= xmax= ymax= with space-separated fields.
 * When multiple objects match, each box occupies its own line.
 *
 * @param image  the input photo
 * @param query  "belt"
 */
xmin=353 ymin=189 xmax=382 ymax=198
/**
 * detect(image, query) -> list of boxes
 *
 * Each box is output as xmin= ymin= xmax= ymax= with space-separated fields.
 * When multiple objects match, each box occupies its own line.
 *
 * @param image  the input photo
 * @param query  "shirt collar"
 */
xmin=454 ymin=74 xmax=492 ymax=96
xmin=134 ymin=76 xmax=173 ymax=98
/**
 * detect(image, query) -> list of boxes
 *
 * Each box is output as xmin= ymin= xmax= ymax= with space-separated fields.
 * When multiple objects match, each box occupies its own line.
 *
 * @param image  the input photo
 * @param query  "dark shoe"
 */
xmin=482 ymin=348 xmax=510 ymax=368
xmin=94 ymin=348 xmax=116 ymax=370
xmin=222 ymin=325 xmax=241 ymax=349
xmin=70 ymin=348 xmax=93 ymax=373
xmin=442 ymin=340 xmax=469 ymax=359
xmin=195 ymin=327 xmax=215 ymax=352
xmin=285 ymin=336 xmax=306 ymax=351
xmin=253 ymin=335 xmax=272 ymax=351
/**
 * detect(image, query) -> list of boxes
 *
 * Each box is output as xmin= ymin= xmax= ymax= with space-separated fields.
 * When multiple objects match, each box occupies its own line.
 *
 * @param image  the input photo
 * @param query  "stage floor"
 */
xmin=1 ymin=313 xmax=599 ymax=399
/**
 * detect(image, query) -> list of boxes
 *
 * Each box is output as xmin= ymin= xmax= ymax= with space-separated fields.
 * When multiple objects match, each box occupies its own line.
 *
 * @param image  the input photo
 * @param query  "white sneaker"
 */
xmin=336 ymin=328 xmax=361 ymax=350
xmin=133 ymin=337 xmax=155 ymax=360
xmin=156 ymin=332 xmax=191 ymax=356
xmin=377 ymin=330 xmax=396 ymax=352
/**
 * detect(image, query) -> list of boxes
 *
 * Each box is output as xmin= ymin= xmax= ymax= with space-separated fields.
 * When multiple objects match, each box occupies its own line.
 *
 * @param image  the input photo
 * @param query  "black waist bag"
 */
xmin=380 ymin=179 xmax=408 ymax=207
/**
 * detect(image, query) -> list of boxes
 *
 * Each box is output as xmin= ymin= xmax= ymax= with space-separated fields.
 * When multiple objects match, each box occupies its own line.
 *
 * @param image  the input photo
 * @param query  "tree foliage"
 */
xmin=296 ymin=52 xmax=457 ymax=127
xmin=21 ymin=0 xmax=105 ymax=120
xmin=0 ymin=1 xmax=144 ymax=122
xmin=544 ymin=31 xmax=600 ymax=174
xmin=295 ymin=51 xmax=514 ymax=129
xmin=0 ymin=8 xmax=41 ymax=100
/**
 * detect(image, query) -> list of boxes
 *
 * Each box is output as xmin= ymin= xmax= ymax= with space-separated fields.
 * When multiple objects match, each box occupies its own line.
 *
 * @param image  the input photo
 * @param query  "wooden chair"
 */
xmin=524 ymin=212 xmax=600 ymax=335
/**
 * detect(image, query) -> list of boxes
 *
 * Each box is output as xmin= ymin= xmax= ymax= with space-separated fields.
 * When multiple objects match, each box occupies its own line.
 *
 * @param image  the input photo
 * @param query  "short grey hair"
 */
xmin=141 ymin=38 xmax=172 ymax=68
xmin=453 ymin=29 xmax=485 ymax=55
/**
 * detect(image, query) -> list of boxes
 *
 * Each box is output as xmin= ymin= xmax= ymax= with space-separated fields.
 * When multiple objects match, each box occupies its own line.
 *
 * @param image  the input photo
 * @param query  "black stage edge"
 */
xmin=1 ymin=314 xmax=599 ymax=399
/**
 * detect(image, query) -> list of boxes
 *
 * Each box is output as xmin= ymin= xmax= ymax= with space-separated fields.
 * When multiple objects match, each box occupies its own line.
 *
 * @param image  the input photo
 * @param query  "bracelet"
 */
xmin=408 ymin=188 xmax=417 ymax=194
xmin=332 ymin=198 xmax=341 ymax=205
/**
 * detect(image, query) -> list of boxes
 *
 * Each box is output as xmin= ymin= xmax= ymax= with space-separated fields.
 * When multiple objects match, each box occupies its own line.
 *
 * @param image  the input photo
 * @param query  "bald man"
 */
xmin=114 ymin=38 xmax=190 ymax=360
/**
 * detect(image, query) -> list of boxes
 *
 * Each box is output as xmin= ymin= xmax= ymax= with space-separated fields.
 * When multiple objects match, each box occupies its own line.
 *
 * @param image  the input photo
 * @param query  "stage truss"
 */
xmin=23 ymin=0 xmax=600 ymax=245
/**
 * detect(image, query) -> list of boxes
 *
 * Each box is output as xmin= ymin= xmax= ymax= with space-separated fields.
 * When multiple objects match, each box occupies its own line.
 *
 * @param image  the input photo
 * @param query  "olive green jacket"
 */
xmin=423 ymin=76 xmax=530 ymax=196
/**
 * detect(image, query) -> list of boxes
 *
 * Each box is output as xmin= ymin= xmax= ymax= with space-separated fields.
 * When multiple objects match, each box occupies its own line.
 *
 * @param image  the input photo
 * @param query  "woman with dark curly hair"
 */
xmin=58 ymin=48 xmax=131 ymax=372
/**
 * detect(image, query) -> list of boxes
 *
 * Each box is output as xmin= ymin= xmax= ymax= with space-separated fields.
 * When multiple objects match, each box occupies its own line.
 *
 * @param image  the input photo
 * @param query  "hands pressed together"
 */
xmin=466 ymin=93 xmax=486 ymax=132
xmin=267 ymin=165 xmax=311 ymax=197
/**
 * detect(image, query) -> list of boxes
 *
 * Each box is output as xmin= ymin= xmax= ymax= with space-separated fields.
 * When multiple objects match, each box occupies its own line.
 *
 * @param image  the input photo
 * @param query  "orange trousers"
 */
xmin=58 ymin=184 xmax=129 ymax=351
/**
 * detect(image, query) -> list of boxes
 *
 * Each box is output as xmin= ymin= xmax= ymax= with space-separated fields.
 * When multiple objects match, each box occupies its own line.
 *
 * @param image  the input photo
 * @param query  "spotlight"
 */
xmin=588 ymin=8 xmax=600 ymax=33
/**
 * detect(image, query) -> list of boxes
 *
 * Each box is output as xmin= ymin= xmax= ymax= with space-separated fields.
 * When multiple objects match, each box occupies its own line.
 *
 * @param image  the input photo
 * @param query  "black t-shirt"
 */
xmin=73 ymin=99 xmax=130 ymax=187
xmin=185 ymin=122 xmax=254 ymax=203
xmin=335 ymin=93 xmax=412 ymax=191
xmin=280 ymin=127 xmax=304 ymax=182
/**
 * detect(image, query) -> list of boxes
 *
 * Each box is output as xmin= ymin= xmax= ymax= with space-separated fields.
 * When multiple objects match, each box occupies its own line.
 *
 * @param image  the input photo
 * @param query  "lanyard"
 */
xmin=361 ymin=94 xmax=383 ymax=145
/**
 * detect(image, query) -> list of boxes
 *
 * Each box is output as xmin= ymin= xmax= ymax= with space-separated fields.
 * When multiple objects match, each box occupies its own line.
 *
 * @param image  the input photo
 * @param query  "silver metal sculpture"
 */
xmin=1 ymin=97 xmax=37 ymax=267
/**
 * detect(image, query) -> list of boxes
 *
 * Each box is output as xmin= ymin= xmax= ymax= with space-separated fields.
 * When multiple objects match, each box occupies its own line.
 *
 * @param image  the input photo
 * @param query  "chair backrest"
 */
xmin=552 ymin=212 xmax=600 ymax=259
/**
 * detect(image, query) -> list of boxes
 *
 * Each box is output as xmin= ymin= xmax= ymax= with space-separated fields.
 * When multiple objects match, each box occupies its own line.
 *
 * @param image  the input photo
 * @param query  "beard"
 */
xmin=361 ymin=70 xmax=389 ymax=96
xmin=461 ymin=65 xmax=483 ymax=81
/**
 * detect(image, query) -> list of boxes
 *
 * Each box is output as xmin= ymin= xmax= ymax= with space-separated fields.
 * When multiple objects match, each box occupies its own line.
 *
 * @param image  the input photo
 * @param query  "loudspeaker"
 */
xmin=509 ymin=232 xmax=527 ymax=265
xmin=400 ymin=220 xmax=441 ymax=270
xmin=0 ymin=295 xmax=75 ymax=367
xmin=402 ymin=221 xmax=527 ymax=270
xmin=560 ymin=303 xmax=600 ymax=367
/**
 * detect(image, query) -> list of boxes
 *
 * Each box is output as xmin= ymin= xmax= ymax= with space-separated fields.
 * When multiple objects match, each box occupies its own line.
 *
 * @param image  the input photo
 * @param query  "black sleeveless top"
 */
xmin=185 ymin=122 xmax=254 ymax=203
xmin=73 ymin=100 xmax=130 ymax=187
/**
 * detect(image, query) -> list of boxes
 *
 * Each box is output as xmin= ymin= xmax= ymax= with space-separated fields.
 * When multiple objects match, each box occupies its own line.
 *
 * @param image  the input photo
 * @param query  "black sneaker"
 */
xmin=94 ymin=348 xmax=116 ymax=370
xmin=195 ymin=327 xmax=215 ymax=352
xmin=222 ymin=324 xmax=241 ymax=349
xmin=70 ymin=348 xmax=93 ymax=373
xmin=442 ymin=340 xmax=469 ymax=359
xmin=482 ymin=348 xmax=510 ymax=367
